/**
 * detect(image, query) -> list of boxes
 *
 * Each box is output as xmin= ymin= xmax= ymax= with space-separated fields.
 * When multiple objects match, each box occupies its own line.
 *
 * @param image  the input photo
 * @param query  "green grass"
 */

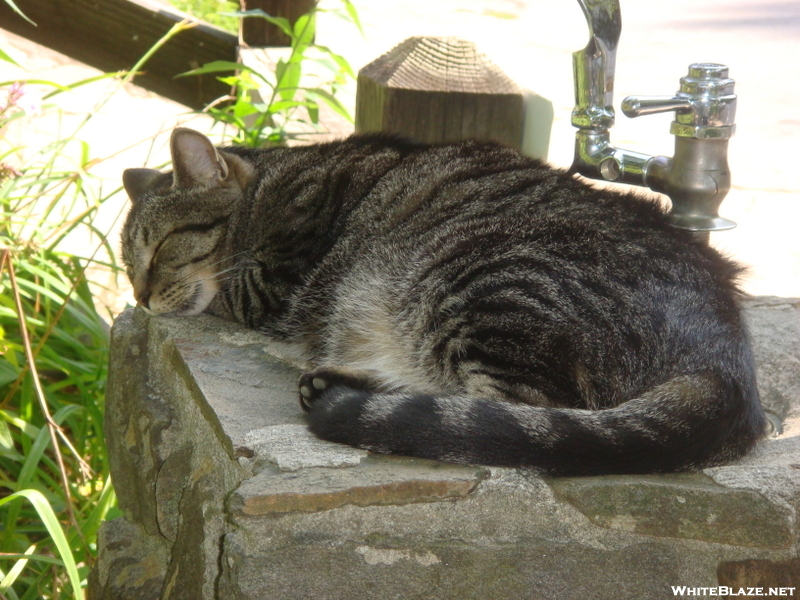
xmin=0 ymin=1 xmax=359 ymax=594
xmin=0 ymin=94 xmax=122 ymax=600
xmin=0 ymin=19 xmax=195 ymax=598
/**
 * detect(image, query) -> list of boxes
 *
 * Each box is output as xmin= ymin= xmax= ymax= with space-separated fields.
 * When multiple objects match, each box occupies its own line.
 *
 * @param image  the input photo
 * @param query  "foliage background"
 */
xmin=0 ymin=1 xmax=358 ymax=597
xmin=1 ymin=69 xmax=121 ymax=600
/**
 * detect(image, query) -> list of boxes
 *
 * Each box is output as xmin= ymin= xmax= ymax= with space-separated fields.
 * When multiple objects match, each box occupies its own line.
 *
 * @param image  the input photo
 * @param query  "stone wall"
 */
xmin=89 ymin=297 xmax=800 ymax=599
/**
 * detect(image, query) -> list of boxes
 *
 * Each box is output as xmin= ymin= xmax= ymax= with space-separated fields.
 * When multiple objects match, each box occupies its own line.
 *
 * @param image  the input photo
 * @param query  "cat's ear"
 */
xmin=170 ymin=128 xmax=229 ymax=188
xmin=123 ymin=168 xmax=164 ymax=203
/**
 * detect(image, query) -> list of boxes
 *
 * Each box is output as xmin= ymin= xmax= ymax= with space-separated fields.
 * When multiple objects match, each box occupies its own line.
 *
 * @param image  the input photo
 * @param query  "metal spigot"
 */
xmin=571 ymin=0 xmax=737 ymax=232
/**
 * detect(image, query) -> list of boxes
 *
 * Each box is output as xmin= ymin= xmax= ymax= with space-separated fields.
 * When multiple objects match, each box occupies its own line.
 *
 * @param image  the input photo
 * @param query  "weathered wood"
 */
xmin=0 ymin=0 xmax=238 ymax=109
xmin=356 ymin=37 xmax=524 ymax=148
xmin=240 ymin=0 xmax=316 ymax=47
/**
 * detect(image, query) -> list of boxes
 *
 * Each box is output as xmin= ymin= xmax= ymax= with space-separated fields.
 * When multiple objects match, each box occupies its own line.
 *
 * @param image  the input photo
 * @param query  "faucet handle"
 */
xmin=621 ymin=96 xmax=691 ymax=118
xmin=621 ymin=64 xmax=736 ymax=139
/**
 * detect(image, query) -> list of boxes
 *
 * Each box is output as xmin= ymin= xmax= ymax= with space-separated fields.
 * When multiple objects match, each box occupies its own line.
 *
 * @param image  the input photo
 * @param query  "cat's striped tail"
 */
xmin=300 ymin=369 xmax=765 ymax=475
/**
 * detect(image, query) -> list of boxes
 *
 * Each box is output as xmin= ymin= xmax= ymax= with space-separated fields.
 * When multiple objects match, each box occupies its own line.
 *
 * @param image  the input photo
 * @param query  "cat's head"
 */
xmin=121 ymin=128 xmax=253 ymax=316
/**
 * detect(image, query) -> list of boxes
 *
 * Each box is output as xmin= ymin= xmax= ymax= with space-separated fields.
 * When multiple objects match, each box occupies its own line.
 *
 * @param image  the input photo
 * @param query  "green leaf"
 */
xmin=292 ymin=13 xmax=316 ymax=52
xmin=79 ymin=476 xmax=115 ymax=542
xmin=305 ymin=88 xmax=353 ymax=122
xmin=17 ymin=420 xmax=56 ymax=490
xmin=230 ymin=9 xmax=293 ymax=38
xmin=0 ymin=418 xmax=14 ymax=452
xmin=0 ymin=543 xmax=34 ymax=598
xmin=277 ymin=63 xmax=302 ymax=102
xmin=0 ymin=409 xmax=41 ymax=440
xmin=274 ymin=57 xmax=286 ymax=82
xmin=0 ymin=490 xmax=82 ymax=600
xmin=0 ymin=417 xmax=21 ymax=460
xmin=0 ymin=358 xmax=18 ymax=387
xmin=1 ymin=0 xmax=36 ymax=25
xmin=0 ymin=48 xmax=20 ymax=66
xmin=307 ymin=100 xmax=319 ymax=125
xmin=267 ymin=98 xmax=309 ymax=110
xmin=178 ymin=60 xmax=242 ymax=77
xmin=312 ymin=46 xmax=356 ymax=78
xmin=232 ymin=101 xmax=260 ymax=119
xmin=0 ymin=79 xmax=70 ymax=93
xmin=340 ymin=0 xmax=365 ymax=36
xmin=177 ymin=61 xmax=247 ymax=78
xmin=41 ymin=72 xmax=121 ymax=100
xmin=15 ymin=405 xmax=82 ymax=493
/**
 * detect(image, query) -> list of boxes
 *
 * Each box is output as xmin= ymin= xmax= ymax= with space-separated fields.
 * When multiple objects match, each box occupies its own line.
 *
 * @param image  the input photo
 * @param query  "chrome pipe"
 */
xmin=571 ymin=1 xmax=737 ymax=232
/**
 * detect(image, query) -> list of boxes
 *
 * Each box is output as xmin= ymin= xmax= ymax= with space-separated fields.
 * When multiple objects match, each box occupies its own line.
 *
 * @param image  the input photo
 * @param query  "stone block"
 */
xmin=232 ymin=455 xmax=484 ymax=515
xmin=548 ymin=473 xmax=793 ymax=548
xmin=92 ymin=298 xmax=800 ymax=599
xmin=718 ymin=558 xmax=800 ymax=589
xmin=87 ymin=518 xmax=170 ymax=600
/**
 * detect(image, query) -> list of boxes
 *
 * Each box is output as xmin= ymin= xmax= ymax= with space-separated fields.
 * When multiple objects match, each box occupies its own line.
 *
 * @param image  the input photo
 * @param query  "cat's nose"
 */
xmin=136 ymin=290 xmax=151 ymax=310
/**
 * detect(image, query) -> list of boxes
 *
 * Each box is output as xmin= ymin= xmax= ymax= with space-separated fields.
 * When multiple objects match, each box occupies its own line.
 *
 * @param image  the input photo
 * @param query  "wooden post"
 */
xmin=0 ymin=0 xmax=237 ymax=110
xmin=240 ymin=0 xmax=316 ymax=47
xmin=356 ymin=37 xmax=525 ymax=148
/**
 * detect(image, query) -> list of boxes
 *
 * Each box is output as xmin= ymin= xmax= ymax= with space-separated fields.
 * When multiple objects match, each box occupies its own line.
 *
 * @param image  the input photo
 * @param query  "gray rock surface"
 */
xmin=245 ymin=424 xmax=369 ymax=471
xmin=90 ymin=298 xmax=800 ymax=600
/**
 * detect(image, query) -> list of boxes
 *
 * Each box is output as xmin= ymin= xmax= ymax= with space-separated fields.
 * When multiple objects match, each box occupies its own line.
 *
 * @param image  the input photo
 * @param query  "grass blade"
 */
xmin=0 ymin=490 xmax=82 ymax=600
xmin=0 ymin=48 xmax=20 ymax=66
xmin=0 ymin=0 xmax=36 ymax=25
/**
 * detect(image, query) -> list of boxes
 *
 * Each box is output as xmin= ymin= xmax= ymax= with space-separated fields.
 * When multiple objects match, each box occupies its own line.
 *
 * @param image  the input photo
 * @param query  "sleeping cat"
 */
xmin=121 ymin=127 xmax=765 ymax=476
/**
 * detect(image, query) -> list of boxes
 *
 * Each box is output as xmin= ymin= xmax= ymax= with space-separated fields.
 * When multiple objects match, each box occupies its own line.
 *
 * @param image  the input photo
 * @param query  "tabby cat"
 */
xmin=121 ymin=127 xmax=765 ymax=476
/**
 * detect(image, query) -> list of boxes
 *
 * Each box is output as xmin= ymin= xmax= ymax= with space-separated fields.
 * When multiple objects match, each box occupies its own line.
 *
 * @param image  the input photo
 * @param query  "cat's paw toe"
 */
xmin=298 ymin=372 xmax=327 ymax=411
xmin=298 ymin=366 xmax=379 ymax=412
xmin=299 ymin=369 xmax=343 ymax=411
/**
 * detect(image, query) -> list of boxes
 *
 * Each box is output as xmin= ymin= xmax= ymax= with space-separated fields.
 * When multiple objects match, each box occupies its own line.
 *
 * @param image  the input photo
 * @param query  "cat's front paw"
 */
xmin=298 ymin=370 xmax=331 ymax=411
xmin=298 ymin=366 xmax=381 ymax=412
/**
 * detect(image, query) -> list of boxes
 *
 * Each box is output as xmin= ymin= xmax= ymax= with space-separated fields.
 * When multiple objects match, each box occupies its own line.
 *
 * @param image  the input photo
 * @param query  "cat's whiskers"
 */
xmin=174 ymin=265 xmax=238 ymax=295
xmin=172 ymin=250 xmax=251 ymax=289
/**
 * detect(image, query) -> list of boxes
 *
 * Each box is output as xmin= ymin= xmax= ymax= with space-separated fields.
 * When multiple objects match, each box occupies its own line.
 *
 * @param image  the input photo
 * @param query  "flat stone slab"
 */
xmin=169 ymin=323 xmax=304 ymax=454
xmin=245 ymin=424 xmax=369 ymax=471
xmin=742 ymin=296 xmax=800 ymax=433
xmin=548 ymin=473 xmax=793 ymax=549
xmin=233 ymin=456 xmax=485 ymax=516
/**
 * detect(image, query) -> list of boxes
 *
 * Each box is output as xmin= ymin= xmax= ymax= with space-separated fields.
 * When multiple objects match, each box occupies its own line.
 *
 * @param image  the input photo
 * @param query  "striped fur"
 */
xmin=121 ymin=128 xmax=766 ymax=475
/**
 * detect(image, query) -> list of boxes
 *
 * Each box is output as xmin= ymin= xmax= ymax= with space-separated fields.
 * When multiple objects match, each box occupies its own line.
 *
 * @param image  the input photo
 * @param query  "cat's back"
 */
xmin=283 ymin=136 xmax=735 ymax=295
xmin=251 ymin=134 xmax=741 ymax=305
xmin=273 ymin=137 xmax=745 ymax=393
xmin=269 ymin=136 xmax=677 ymax=243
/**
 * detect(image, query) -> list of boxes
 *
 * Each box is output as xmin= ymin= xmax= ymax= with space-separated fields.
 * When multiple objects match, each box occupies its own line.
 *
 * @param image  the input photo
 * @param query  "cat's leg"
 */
xmin=298 ymin=366 xmax=385 ymax=412
xmin=298 ymin=369 xmax=762 ymax=474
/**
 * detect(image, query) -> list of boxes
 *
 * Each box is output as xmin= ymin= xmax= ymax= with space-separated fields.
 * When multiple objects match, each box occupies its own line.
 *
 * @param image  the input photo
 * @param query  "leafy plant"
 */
xmin=0 ymin=99 xmax=113 ymax=600
xmin=0 ymin=0 xmax=359 ymax=593
xmin=0 ymin=21 xmax=192 ymax=598
xmin=182 ymin=0 xmax=362 ymax=147
xmin=0 ymin=74 xmax=119 ymax=600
